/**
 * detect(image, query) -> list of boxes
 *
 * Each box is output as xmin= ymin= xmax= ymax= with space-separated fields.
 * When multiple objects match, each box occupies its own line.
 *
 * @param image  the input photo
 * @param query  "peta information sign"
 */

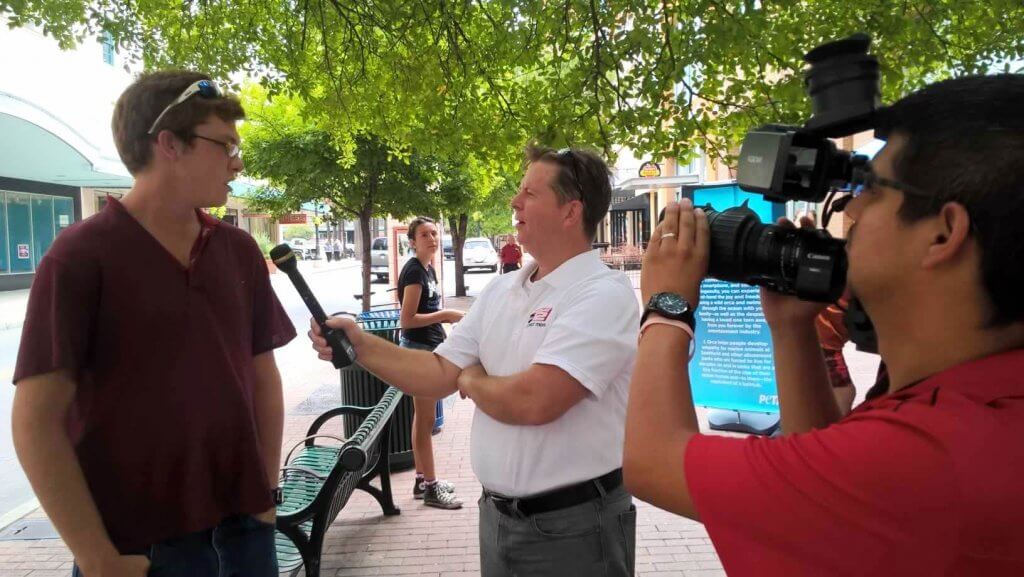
xmin=683 ymin=183 xmax=785 ymax=414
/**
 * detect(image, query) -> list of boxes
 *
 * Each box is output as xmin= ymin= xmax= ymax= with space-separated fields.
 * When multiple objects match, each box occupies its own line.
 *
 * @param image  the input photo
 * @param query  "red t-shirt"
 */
xmin=685 ymin=348 xmax=1024 ymax=576
xmin=13 ymin=198 xmax=296 ymax=552
xmin=500 ymin=243 xmax=522 ymax=265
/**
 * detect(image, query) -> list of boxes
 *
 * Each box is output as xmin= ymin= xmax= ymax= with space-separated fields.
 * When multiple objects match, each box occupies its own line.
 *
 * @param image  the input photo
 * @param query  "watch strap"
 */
xmin=639 ymin=315 xmax=696 ymax=359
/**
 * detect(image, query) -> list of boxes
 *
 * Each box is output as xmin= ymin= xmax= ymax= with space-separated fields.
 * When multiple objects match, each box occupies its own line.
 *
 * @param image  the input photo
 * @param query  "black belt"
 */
xmin=484 ymin=469 xmax=623 ymax=518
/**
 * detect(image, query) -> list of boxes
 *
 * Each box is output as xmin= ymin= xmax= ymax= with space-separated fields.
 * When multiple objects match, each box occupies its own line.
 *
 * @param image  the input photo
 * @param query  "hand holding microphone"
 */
xmin=270 ymin=244 xmax=357 ymax=368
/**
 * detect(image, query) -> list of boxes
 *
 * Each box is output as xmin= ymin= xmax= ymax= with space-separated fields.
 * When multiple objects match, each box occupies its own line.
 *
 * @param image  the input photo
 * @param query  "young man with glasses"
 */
xmin=12 ymin=71 xmax=295 ymax=576
xmin=309 ymin=145 xmax=639 ymax=576
xmin=624 ymin=74 xmax=1024 ymax=575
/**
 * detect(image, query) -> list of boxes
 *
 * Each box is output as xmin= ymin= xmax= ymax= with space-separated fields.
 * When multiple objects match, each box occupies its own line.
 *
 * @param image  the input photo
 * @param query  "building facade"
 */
xmin=0 ymin=18 xmax=135 ymax=290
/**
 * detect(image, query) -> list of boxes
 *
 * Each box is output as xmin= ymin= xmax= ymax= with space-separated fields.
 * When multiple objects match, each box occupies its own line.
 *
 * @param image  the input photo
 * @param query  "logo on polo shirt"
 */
xmin=527 ymin=306 xmax=552 ymax=328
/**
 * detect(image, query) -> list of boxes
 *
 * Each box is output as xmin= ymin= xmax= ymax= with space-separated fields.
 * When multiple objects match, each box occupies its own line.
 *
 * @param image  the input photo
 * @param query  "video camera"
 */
xmin=705 ymin=34 xmax=881 ymax=305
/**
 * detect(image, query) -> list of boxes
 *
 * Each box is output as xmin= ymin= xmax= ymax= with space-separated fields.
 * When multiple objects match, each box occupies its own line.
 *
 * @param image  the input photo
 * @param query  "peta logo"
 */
xmin=527 ymin=307 xmax=552 ymax=327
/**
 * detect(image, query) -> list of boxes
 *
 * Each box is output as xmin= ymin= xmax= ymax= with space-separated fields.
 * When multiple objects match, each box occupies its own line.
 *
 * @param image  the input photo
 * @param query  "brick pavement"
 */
xmin=0 ymin=290 xmax=881 ymax=577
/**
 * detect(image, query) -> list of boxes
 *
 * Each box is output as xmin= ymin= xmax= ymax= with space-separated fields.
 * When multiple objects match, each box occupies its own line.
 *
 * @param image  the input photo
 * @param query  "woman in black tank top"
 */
xmin=397 ymin=217 xmax=466 ymax=509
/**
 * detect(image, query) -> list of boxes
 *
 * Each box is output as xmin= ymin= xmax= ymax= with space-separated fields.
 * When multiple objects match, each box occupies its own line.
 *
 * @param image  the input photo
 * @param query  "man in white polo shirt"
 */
xmin=309 ymin=145 xmax=638 ymax=576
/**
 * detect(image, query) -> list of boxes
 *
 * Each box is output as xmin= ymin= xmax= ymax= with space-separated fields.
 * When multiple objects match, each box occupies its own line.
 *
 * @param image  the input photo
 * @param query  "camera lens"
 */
xmin=703 ymin=204 xmax=847 ymax=303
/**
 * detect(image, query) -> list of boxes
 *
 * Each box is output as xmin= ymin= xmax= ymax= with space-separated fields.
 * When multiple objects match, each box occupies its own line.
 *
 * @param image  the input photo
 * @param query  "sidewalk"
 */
xmin=0 ymin=289 xmax=30 ymax=332
xmin=0 ymin=293 xmax=880 ymax=576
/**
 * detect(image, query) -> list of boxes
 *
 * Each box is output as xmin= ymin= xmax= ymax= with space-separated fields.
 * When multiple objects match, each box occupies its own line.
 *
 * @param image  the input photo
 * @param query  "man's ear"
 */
xmin=921 ymin=201 xmax=973 ymax=269
xmin=563 ymin=199 xmax=584 ymax=230
xmin=153 ymin=130 xmax=184 ymax=161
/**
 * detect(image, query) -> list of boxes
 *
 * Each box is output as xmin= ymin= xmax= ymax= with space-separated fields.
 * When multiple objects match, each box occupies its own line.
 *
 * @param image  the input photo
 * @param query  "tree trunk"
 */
xmin=449 ymin=213 xmax=469 ymax=297
xmin=313 ymin=205 xmax=320 ymax=261
xmin=359 ymin=211 xmax=373 ymax=313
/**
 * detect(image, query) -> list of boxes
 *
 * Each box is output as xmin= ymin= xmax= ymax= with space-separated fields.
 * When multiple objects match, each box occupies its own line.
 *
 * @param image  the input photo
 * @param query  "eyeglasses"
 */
xmin=557 ymin=148 xmax=584 ymax=199
xmin=852 ymin=167 xmax=930 ymax=200
xmin=147 ymin=79 xmax=223 ymax=135
xmin=826 ymin=163 xmax=933 ymax=223
xmin=192 ymin=134 xmax=242 ymax=159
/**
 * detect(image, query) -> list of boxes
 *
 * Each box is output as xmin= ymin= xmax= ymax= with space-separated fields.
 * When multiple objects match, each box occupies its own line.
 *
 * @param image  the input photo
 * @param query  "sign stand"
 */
xmin=707 ymin=409 xmax=780 ymax=436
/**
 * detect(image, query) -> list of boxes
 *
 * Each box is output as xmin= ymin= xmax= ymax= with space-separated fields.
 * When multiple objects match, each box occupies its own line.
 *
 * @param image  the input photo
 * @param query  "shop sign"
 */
xmin=278 ymin=213 xmax=309 ymax=225
xmin=639 ymin=161 xmax=661 ymax=178
xmin=17 ymin=244 xmax=30 ymax=259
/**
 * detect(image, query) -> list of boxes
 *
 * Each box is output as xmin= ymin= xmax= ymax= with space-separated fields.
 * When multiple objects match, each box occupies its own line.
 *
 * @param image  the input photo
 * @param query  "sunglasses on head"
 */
xmin=147 ymin=79 xmax=223 ymax=135
xmin=557 ymin=148 xmax=584 ymax=198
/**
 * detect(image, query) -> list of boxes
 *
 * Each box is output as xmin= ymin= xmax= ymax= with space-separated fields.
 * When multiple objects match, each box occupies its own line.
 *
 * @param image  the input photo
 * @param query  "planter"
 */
xmin=265 ymin=258 xmax=278 ymax=274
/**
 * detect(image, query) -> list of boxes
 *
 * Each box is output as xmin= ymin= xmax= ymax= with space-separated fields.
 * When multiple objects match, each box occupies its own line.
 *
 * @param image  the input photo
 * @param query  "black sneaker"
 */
xmin=423 ymin=482 xmax=463 ymax=510
xmin=414 ymin=478 xmax=454 ymax=500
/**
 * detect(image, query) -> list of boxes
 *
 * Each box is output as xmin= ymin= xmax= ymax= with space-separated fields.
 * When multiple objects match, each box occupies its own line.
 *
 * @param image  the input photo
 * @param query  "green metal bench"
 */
xmin=275 ymin=386 xmax=404 ymax=577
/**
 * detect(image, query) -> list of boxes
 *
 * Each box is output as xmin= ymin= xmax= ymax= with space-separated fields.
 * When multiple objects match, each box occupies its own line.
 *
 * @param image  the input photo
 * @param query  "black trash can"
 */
xmin=340 ymin=365 xmax=416 ymax=471
xmin=339 ymin=312 xmax=444 ymax=471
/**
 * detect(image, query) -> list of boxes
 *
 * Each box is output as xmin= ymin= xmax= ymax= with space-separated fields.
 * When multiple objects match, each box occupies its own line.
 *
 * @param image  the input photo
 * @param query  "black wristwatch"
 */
xmin=271 ymin=487 xmax=284 ymax=506
xmin=642 ymin=292 xmax=696 ymax=331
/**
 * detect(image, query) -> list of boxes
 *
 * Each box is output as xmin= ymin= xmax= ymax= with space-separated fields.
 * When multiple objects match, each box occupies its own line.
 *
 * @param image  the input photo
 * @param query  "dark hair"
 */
xmin=112 ymin=70 xmax=245 ymax=174
xmin=407 ymin=216 xmax=436 ymax=240
xmin=525 ymin=144 xmax=613 ymax=240
xmin=879 ymin=74 xmax=1024 ymax=326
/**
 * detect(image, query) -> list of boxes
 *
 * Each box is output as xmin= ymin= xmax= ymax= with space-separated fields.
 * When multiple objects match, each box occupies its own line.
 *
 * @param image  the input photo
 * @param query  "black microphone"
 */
xmin=270 ymin=244 xmax=356 ymax=368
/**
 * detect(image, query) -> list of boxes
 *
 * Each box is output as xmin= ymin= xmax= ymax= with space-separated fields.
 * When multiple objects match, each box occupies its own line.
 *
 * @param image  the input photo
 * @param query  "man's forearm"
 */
xmin=13 ymin=399 xmax=119 ymax=567
xmin=623 ymin=325 xmax=701 ymax=518
xmin=771 ymin=321 xmax=842 ymax=433
xmin=357 ymin=333 xmax=458 ymax=398
xmin=625 ymin=325 xmax=700 ymax=450
xmin=252 ymin=357 xmax=285 ymax=489
xmin=464 ymin=373 xmax=532 ymax=424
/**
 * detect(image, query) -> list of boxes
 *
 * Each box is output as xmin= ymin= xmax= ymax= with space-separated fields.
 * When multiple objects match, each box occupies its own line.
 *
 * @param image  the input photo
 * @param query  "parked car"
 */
xmin=370 ymin=236 xmax=413 ymax=282
xmin=462 ymin=237 xmax=498 ymax=273
xmin=289 ymin=238 xmax=317 ymax=260
xmin=442 ymin=235 xmax=454 ymax=260
xmin=370 ymin=237 xmax=389 ymax=281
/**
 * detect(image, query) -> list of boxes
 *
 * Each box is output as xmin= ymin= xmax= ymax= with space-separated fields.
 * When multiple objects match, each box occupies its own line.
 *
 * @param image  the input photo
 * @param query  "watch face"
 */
xmin=656 ymin=292 xmax=689 ymax=316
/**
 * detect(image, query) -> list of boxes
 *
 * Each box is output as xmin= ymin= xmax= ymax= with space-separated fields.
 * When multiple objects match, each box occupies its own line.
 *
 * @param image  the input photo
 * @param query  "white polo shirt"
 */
xmin=435 ymin=249 xmax=639 ymax=496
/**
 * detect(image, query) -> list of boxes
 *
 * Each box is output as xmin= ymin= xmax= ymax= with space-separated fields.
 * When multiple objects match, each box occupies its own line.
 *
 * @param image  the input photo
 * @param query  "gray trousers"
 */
xmin=478 ymin=484 xmax=636 ymax=577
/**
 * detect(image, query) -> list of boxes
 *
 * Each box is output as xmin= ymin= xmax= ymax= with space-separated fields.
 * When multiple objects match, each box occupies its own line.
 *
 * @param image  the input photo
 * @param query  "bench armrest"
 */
xmin=305 ymin=405 xmax=375 ymax=442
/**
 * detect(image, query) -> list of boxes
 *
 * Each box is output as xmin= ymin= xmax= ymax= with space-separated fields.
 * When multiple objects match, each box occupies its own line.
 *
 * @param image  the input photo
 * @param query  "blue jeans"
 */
xmin=399 ymin=337 xmax=437 ymax=352
xmin=72 ymin=515 xmax=277 ymax=577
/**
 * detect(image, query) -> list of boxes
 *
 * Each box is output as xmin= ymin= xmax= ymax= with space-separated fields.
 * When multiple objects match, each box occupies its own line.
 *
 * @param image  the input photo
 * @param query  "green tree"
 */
xmin=280 ymin=225 xmax=314 ymax=241
xmin=240 ymin=88 xmax=435 ymax=310
xmin=5 ymin=1 xmax=1022 ymax=164
xmin=427 ymin=155 xmax=519 ymax=296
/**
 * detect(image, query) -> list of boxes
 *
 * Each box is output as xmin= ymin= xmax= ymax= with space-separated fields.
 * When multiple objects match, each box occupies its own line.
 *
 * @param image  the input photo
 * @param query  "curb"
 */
xmin=0 ymin=498 xmax=39 ymax=532
xmin=1 ymin=320 xmax=23 ymax=332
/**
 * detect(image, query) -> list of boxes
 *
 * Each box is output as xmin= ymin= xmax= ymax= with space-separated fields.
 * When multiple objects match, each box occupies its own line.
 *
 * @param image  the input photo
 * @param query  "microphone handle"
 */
xmin=286 ymin=269 xmax=329 ymax=323
xmin=284 ymin=269 xmax=357 ymax=368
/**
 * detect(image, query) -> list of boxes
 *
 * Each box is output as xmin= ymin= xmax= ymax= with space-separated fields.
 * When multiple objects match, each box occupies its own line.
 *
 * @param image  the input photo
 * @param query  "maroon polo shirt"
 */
xmin=685 ymin=348 xmax=1024 ymax=576
xmin=13 ymin=197 xmax=296 ymax=552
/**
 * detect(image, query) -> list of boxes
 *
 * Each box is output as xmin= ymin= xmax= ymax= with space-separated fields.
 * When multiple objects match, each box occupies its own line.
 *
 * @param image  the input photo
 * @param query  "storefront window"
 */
xmin=0 ymin=198 xmax=7 ymax=274
xmin=1 ymin=191 xmax=76 ymax=275
xmin=6 ymin=193 xmax=33 ymax=273
xmin=32 ymin=197 xmax=55 ymax=270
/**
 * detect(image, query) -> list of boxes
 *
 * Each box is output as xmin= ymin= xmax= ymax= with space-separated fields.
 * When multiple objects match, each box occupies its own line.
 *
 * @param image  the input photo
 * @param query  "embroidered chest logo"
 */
xmin=527 ymin=307 xmax=552 ymax=328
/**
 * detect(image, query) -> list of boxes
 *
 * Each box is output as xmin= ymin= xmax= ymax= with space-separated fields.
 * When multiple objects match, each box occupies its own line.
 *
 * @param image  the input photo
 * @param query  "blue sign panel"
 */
xmin=683 ymin=183 xmax=785 ymax=414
